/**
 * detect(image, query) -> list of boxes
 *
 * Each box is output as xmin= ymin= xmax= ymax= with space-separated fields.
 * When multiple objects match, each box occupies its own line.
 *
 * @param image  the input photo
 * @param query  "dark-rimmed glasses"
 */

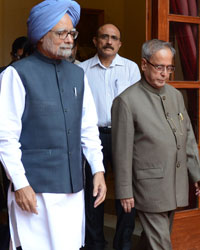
xmin=50 ymin=28 xmax=79 ymax=40
xmin=145 ymin=58 xmax=175 ymax=73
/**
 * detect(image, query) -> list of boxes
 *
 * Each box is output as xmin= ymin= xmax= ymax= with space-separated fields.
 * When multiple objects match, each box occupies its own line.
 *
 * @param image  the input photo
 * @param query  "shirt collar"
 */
xmin=90 ymin=54 xmax=124 ymax=69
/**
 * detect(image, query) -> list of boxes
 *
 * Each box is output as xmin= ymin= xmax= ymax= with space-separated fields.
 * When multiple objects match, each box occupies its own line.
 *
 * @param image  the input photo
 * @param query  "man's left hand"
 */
xmin=93 ymin=171 xmax=107 ymax=208
xmin=194 ymin=181 xmax=200 ymax=196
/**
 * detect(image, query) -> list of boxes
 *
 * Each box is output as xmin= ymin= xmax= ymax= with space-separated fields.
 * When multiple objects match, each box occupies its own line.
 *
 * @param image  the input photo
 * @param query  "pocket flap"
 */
xmin=136 ymin=168 xmax=164 ymax=180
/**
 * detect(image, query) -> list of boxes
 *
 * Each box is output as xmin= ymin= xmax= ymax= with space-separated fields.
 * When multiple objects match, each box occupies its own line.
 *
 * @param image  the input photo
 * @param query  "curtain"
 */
xmin=170 ymin=0 xmax=198 ymax=81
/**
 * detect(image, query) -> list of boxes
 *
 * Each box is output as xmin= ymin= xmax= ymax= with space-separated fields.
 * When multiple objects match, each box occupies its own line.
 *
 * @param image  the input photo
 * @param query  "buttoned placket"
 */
xmin=159 ymin=93 xmax=183 ymax=204
xmin=104 ymin=66 xmax=114 ymax=126
xmin=159 ymin=94 xmax=182 ymax=165
xmin=55 ymin=63 xmax=71 ymax=155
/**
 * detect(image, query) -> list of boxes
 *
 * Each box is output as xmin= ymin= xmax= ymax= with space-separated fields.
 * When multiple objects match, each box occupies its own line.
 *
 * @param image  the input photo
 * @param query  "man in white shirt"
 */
xmin=80 ymin=24 xmax=140 ymax=250
xmin=0 ymin=1 xmax=106 ymax=250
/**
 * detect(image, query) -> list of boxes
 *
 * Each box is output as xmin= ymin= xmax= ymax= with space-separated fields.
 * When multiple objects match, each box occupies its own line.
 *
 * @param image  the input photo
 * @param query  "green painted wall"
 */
xmin=1 ymin=0 xmax=39 ymax=65
xmin=124 ymin=0 xmax=146 ymax=67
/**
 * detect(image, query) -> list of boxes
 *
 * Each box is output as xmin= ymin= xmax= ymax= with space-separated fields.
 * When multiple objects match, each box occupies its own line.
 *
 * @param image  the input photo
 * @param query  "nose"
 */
xmin=160 ymin=67 xmax=168 ymax=77
xmin=106 ymin=36 xmax=112 ymax=44
xmin=64 ymin=34 xmax=73 ymax=43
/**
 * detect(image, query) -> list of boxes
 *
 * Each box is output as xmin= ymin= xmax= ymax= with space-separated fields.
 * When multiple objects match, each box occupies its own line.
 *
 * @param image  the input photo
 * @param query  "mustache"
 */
xmin=60 ymin=44 xmax=73 ymax=49
xmin=103 ymin=45 xmax=114 ymax=50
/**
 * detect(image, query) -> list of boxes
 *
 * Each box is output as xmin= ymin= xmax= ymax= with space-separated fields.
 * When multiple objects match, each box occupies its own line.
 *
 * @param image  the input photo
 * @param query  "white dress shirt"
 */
xmin=80 ymin=54 xmax=141 ymax=127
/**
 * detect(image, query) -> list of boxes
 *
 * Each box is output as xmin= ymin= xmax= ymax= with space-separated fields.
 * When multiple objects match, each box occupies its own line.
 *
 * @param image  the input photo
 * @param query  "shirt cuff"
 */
xmin=12 ymin=174 xmax=30 ymax=191
xmin=90 ymin=162 xmax=105 ymax=175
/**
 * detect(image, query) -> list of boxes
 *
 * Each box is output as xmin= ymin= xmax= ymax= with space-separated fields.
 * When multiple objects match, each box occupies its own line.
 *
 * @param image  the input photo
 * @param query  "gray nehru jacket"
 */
xmin=112 ymin=77 xmax=200 ymax=213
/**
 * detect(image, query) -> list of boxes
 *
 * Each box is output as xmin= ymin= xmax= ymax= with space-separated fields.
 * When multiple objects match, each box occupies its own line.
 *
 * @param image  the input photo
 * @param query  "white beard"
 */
xmin=43 ymin=36 xmax=73 ymax=60
xmin=57 ymin=45 xmax=73 ymax=59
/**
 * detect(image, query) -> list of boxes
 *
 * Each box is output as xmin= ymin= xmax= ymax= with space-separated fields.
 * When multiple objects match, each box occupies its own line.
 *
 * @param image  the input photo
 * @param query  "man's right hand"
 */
xmin=120 ymin=198 xmax=134 ymax=213
xmin=93 ymin=171 xmax=107 ymax=208
xmin=15 ymin=185 xmax=38 ymax=214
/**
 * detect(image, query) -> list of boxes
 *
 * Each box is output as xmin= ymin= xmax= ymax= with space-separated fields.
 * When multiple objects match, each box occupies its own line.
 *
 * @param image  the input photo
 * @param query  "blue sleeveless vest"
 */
xmin=12 ymin=51 xmax=84 ymax=193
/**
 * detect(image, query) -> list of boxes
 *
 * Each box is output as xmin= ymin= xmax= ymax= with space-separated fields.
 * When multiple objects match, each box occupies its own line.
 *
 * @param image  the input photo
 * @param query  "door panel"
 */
xmin=169 ymin=22 xmax=199 ymax=81
xmin=146 ymin=0 xmax=200 ymax=249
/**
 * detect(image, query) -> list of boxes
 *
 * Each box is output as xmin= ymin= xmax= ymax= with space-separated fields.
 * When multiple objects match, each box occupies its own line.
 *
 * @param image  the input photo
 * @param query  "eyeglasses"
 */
xmin=145 ymin=58 xmax=175 ymax=73
xmin=50 ymin=28 xmax=79 ymax=40
xmin=98 ymin=34 xmax=120 ymax=41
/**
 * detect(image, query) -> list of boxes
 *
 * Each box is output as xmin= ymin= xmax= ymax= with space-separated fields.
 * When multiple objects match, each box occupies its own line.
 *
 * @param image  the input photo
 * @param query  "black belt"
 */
xmin=99 ymin=126 xmax=111 ymax=134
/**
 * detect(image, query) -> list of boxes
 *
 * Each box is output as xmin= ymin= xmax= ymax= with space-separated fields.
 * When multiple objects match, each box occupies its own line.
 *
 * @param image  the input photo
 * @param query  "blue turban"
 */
xmin=27 ymin=0 xmax=80 ymax=44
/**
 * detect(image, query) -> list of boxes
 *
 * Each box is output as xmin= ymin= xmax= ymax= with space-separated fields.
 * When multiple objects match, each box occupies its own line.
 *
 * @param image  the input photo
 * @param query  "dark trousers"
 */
xmin=0 ymin=224 xmax=10 ymax=250
xmin=0 ymin=163 xmax=10 ymax=250
xmin=113 ymin=200 xmax=135 ymax=250
xmin=84 ymin=131 xmax=135 ymax=250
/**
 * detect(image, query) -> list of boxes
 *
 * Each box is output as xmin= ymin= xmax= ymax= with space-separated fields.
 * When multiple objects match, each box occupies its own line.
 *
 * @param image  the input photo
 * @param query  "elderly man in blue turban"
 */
xmin=0 ymin=1 xmax=106 ymax=249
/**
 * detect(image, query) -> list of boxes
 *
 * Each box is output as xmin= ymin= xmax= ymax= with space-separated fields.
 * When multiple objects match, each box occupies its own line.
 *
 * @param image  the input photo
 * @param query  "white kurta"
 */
xmin=0 ymin=66 xmax=104 ymax=250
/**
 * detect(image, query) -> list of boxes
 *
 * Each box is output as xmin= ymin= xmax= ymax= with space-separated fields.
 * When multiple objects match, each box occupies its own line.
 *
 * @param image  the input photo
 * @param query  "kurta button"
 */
xmin=166 ymin=112 xmax=170 ymax=117
xmin=64 ymin=109 xmax=68 ymax=112
xmin=176 ymin=162 xmax=181 ymax=168
xmin=67 ymin=129 xmax=71 ymax=134
xmin=172 ymin=128 xmax=176 ymax=133
xmin=177 ymin=145 xmax=181 ymax=150
xmin=162 ymin=96 xmax=166 ymax=100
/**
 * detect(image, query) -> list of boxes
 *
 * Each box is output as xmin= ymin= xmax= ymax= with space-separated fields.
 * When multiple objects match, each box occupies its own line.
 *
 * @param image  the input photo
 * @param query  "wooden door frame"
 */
xmin=146 ymin=0 xmax=200 ymax=249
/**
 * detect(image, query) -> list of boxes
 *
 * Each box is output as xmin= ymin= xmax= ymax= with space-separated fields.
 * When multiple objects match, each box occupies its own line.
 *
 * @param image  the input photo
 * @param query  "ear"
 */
xmin=39 ymin=37 xmax=44 ymax=43
xmin=118 ymin=41 xmax=122 ymax=49
xmin=141 ymin=58 xmax=147 ymax=72
xmin=93 ymin=37 xmax=97 ymax=47
xmin=37 ymin=37 xmax=44 ymax=51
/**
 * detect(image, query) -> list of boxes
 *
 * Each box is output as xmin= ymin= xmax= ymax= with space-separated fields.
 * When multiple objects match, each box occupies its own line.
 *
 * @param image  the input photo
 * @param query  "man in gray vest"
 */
xmin=0 ymin=1 xmax=106 ymax=250
xmin=112 ymin=39 xmax=200 ymax=249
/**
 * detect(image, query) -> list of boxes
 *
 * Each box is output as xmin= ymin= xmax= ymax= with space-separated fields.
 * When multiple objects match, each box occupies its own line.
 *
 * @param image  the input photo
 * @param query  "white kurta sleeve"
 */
xmin=0 ymin=66 xmax=29 ymax=190
xmin=81 ymin=75 xmax=104 ymax=175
